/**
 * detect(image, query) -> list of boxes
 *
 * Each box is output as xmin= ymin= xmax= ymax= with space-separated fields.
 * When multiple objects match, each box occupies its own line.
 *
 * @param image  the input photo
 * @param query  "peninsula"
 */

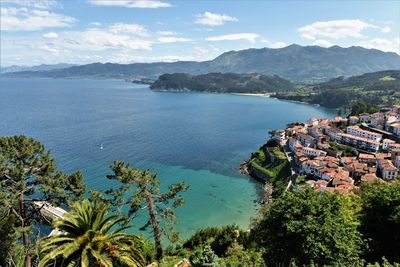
xmin=150 ymin=72 xmax=294 ymax=93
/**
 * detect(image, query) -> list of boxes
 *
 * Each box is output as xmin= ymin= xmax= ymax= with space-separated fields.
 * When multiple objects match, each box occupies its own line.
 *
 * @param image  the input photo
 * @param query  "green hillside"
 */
xmin=150 ymin=72 xmax=295 ymax=93
xmin=3 ymin=45 xmax=400 ymax=82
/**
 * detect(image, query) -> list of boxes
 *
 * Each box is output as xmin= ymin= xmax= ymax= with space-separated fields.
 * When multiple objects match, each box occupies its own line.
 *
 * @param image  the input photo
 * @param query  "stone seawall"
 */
xmin=248 ymin=164 xmax=270 ymax=182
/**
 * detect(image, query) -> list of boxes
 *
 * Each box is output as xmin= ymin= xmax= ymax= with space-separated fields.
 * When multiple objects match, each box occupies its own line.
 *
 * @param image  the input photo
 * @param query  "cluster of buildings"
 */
xmin=271 ymin=105 xmax=400 ymax=194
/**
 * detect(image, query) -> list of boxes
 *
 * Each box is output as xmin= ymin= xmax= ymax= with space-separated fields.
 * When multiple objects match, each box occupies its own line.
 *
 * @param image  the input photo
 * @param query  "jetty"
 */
xmin=33 ymin=201 xmax=66 ymax=236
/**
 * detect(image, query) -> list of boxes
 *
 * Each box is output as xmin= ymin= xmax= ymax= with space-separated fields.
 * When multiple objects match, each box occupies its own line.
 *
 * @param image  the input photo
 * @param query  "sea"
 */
xmin=0 ymin=78 xmax=336 ymax=239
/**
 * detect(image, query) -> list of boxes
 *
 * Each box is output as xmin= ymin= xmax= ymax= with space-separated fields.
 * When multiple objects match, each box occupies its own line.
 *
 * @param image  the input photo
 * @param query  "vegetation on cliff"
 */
xmin=275 ymin=70 xmax=400 ymax=108
xmin=248 ymin=141 xmax=291 ymax=197
xmin=150 ymin=72 xmax=295 ymax=93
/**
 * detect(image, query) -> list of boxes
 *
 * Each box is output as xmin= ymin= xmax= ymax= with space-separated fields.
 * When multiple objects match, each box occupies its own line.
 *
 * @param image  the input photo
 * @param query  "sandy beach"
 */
xmin=230 ymin=93 xmax=272 ymax=97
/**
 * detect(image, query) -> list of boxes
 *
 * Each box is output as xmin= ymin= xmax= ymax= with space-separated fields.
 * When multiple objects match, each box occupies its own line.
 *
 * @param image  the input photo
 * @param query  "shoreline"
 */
xmin=230 ymin=93 xmax=272 ymax=97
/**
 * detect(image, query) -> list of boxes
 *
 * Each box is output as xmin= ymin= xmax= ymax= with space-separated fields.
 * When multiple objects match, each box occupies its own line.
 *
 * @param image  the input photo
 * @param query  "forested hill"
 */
xmin=3 ymin=45 xmax=400 ymax=82
xmin=274 ymin=70 xmax=400 ymax=108
xmin=315 ymin=70 xmax=400 ymax=91
xmin=150 ymin=73 xmax=295 ymax=93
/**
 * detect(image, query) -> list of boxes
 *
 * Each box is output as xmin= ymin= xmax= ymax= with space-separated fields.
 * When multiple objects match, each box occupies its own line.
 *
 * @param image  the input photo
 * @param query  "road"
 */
xmin=282 ymin=145 xmax=299 ymax=191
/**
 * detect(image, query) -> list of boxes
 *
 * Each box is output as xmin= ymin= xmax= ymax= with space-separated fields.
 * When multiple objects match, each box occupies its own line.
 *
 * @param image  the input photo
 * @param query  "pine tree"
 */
xmin=104 ymin=160 xmax=188 ymax=260
xmin=0 ymin=135 xmax=86 ymax=267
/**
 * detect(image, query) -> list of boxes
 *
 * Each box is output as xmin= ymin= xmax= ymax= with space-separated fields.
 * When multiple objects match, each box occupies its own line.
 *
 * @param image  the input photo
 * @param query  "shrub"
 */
xmin=183 ymin=225 xmax=247 ymax=256
xmin=190 ymin=245 xmax=219 ymax=267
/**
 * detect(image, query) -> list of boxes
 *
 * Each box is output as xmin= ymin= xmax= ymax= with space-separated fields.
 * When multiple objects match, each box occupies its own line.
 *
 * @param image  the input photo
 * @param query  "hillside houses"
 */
xmin=268 ymin=104 xmax=400 ymax=194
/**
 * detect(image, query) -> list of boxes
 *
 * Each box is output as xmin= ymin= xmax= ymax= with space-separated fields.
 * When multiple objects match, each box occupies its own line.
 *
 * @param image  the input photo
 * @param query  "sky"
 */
xmin=1 ymin=0 xmax=399 ymax=67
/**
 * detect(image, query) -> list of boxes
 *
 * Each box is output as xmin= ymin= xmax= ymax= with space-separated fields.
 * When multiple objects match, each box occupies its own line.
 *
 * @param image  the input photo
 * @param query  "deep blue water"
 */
xmin=0 ymin=78 xmax=336 ymax=238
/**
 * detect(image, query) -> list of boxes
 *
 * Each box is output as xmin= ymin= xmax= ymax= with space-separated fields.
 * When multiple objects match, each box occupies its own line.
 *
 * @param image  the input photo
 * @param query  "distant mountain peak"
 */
xmin=2 ymin=45 xmax=400 ymax=82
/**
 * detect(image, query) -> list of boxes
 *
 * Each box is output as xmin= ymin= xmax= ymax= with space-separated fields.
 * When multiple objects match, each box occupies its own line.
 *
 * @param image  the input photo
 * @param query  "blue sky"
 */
xmin=1 ymin=0 xmax=399 ymax=66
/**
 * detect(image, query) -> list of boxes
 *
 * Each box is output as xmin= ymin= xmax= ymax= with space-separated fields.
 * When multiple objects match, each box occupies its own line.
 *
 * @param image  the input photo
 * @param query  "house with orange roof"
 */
xmin=358 ymin=153 xmax=376 ymax=165
xmin=348 ymin=116 xmax=359 ymax=125
xmin=359 ymin=113 xmax=371 ymax=123
xmin=388 ymin=122 xmax=400 ymax=137
xmin=301 ymin=147 xmax=327 ymax=158
xmin=297 ymin=133 xmax=316 ymax=147
xmin=382 ymin=138 xmax=396 ymax=151
xmin=377 ymin=159 xmax=399 ymax=180
xmin=360 ymin=173 xmax=379 ymax=184
xmin=391 ymin=105 xmax=400 ymax=113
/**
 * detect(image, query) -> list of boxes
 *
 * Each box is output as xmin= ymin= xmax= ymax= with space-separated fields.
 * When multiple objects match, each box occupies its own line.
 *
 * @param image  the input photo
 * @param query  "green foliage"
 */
xmin=158 ymin=256 xmax=185 ymax=267
xmin=103 ymin=161 xmax=188 ymax=259
xmin=151 ymin=72 xmax=295 ymax=93
xmin=351 ymin=100 xmax=380 ymax=116
xmin=190 ymin=245 xmax=219 ymax=267
xmin=366 ymin=258 xmax=400 ymax=267
xmin=317 ymin=70 xmax=400 ymax=91
xmin=38 ymin=199 xmax=145 ymax=267
xmin=138 ymin=239 xmax=157 ymax=264
xmin=0 ymin=135 xmax=86 ymax=266
xmin=218 ymin=243 xmax=264 ymax=267
xmin=360 ymin=182 xmax=400 ymax=263
xmin=251 ymin=188 xmax=363 ymax=266
xmin=0 ymin=205 xmax=17 ymax=266
xmin=249 ymin=145 xmax=291 ymax=197
xmin=183 ymin=225 xmax=247 ymax=256
xmin=276 ymin=70 xmax=400 ymax=108
xmin=329 ymin=141 xmax=359 ymax=157
xmin=296 ymin=175 xmax=306 ymax=184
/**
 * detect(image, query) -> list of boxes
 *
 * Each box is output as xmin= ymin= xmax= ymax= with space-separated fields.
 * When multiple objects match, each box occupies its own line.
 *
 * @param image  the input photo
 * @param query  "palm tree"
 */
xmin=38 ymin=200 xmax=145 ymax=267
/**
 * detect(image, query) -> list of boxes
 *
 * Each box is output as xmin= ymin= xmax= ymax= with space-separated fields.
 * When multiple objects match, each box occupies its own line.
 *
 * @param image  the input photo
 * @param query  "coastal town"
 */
xmin=268 ymin=104 xmax=400 ymax=193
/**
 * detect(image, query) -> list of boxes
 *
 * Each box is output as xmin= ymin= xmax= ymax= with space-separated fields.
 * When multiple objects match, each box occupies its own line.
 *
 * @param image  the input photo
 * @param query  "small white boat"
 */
xmin=100 ymin=143 xmax=104 ymax=150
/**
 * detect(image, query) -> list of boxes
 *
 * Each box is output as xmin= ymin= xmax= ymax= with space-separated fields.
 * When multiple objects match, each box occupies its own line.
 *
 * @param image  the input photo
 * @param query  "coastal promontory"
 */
xmin=150 ymin=72 xmax=295 ymax=93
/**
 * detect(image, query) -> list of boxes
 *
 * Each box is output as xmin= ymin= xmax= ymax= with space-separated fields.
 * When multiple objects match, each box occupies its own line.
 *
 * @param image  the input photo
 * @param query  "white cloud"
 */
xmin=158 ymin=37 xmax=192 ymax=43
xmin=157 ymin=31 xmax=179 ymax=36
xmin=41 ymin=44 xmax=60 ymax=54
xmin=298 ymin=19 xmax=376 ymax=40
xmin=5 ymin=24 xmax=154 ymax=53
xmin=260 ymin=39 xmax=287 ymax=48
xmin=267 ymin=41 xmax=286 ymax=49
xmin=91 ymin=22 xmax=101 ymax=26
xmin=1 ymin=0 xmax=61 ymax=9
xmin=206 ymin=33 xmax=259 ymax=43
xmin=381 ymin=25 xmax=391 ymax=33
xmin=62 ymin=28 xmax=153 ymax=51
xmin=88 ymin=0 xmax=171 ymax=8
xmin=312 ymin=39 xmax=332 ymax=47
xmin=43 ymin=32 xmax=59 ymax=39
xmin=1 ymin=7 xmax=76 ymax=31
xmin=195 ymin=12 xmax=238 ymax=26
xmin=358 ymin=38 xmax=400 ymax=54
xmin=108 ymin=23 xmax=149 ymax=36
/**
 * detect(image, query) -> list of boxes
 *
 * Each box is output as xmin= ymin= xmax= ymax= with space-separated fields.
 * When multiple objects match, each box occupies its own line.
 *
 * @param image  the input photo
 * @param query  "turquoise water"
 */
xmin=0 ymin=78 xmax=336 ymax=238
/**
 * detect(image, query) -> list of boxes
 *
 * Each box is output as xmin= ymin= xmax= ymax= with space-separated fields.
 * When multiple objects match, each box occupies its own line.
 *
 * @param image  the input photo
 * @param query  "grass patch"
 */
xmin=379 ymin=75 xmax=396 ymax=81
xmin=250 ymin=144 xmax=291 ymax=196
xmin=328 ymin=141 xmax=359 ymax=157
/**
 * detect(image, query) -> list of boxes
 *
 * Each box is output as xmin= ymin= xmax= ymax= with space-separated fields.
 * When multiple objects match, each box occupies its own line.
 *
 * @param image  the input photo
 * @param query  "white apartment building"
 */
xmin=336 ymin=133 xmax=380 ymax=153
xmin=382 ymin=139 xmax=396 ymax=151
xmin=377 ymin=159 xmax=398 ymax=180
xmin=301 ymin=147 xmax=327 ymax=158
xmin=346 ymin=126 xmax=382 ymax=142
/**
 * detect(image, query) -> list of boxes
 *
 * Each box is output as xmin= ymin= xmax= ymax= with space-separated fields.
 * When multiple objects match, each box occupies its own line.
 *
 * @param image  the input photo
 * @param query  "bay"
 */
xmin=0 ymin=78 xmax=336 ymax=239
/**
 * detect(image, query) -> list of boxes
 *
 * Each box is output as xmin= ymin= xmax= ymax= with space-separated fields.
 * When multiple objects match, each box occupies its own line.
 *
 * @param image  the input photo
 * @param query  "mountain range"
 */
xmin=0 ymin=63 xmax=77 ymax=74
xmin=2 ymin=44 xmax=400 ymax=82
